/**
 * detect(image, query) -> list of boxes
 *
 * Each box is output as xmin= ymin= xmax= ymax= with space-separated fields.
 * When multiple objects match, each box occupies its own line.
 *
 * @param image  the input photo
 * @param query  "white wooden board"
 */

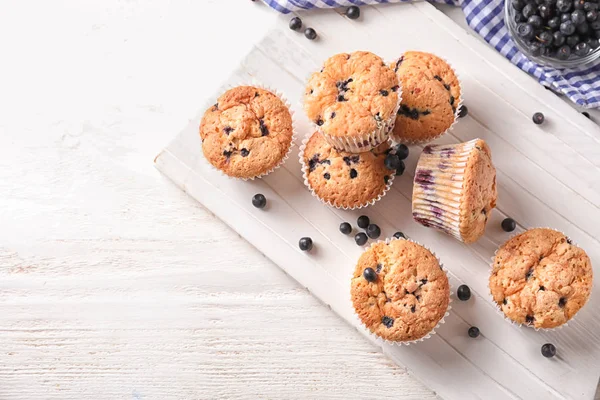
xmin=155 ymin=3 xmax=600 ymax=399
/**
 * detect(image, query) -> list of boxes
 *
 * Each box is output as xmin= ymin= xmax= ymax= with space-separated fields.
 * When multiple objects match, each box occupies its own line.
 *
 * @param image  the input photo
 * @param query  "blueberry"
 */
xmin=502 ymin=217 xmax=517 ymax=232
xmin=561 ymin=12 xmax=572 ymax=22
xmin=350 ymin=168 xmax=358 ymax=179
xmin=457 ymin=285 xmax=472 ymax=301
xmin=384 ymin=153 xmax=401 ymax=170
xmin=560 ymin=20 xmax=576 ymax=34
xmin=458 ymin=105 xmax=469 ymax=118
xmin=366 ymin=224 xmax=381 ymax=239
xmin=557 ymin=0 xmax=572 ymax=13
xmin=393 ymin=231 xmax=407 ymax=239
xmin=528 ymin=42 xmax=543 ymax=56
xmin=582 ymin=111 xmax=591 ymax=118
xmin=523 ymin=3 xmax=537 ymax=18
xmin=532 ymin=112 xmax=545 ymax=125
xmin=538 ymin=31 xmax=554 ymax=47
xmin=528 ymin=15 xmax=544 ymax=28
xmin=575 ymin=41 xmax=591 ymax=55
xmin=588 ymin=10 xmax=599 ymax=21
xmin=468 ymin=327 xmax=480 ymax=338
xmin=574 ymin=0 xmax=586 ymax=10
xmin=339 ymin=222 xmax=352 ymax=235
xmin=539 ymin=4 xmax=553 ymax=18
xmin=363 ymin=267 xmax=377 ymax=282
xmin=357 ymin=215 xmax=370 ymax=229
xmin=566 ymin=33 xmax=581 ymax=46
xmin=587 ymin=37 xmax=600 ymax=48
xmin=548 ymin=16 xmax=562 ymax=29
xmin=585 ymin=2 xmax=599 ymax=12
xmin=512 ymin=0 xmax=526 ymax=10
xmin=382 ymin=316 xmax=394 ymax=328
xmin=395 ymin=144 xmax=409 ymax=160
xmin=572 ymin=9 xmax=587 ymax=24
xmin=252 ymin=194 xmax=267 ymax=209
xmin=515 ymin=13 xmax=528 ymax=23
xmin=557 ymin=44 xmax=572 ymax=59
xmin=577 ymin=21 xmax=590 ymax=34
xmin=553 ymin=31 xmax=566 ymax=47
xmin=594 ymin=29 xmax=600 ymax=38
xmin=389 ymin=161 xmax=403 ymax=177
xmin=304 ymin=27 xmax=317 ymax=40
xmin=355 ymin=232 xmax=368 ymax=246
xmin=299 ymin=237 xmax=313 ymax=251
xmin=517 ymin=23 xmax=535 ymax=40
xmin=541 ymin=343 xmax=557 ymax=358
xmin=289 ymin=17 xmax=302 ymax=31
xmin=346 ymin=5 xmax=360 ymax=19
xmin=593 ymin=20 xmax=600 ymax=29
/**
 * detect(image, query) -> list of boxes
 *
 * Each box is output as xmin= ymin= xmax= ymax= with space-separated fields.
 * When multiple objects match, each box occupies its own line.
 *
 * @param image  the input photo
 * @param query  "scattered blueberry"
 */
xmin=384 ymin=153 xmax=401 ymax=170
xmin=252 ymin=194 xmax=267 ymax=209
xmin=339 ymin=222 xmax=352 ymax=235
xmin=457 ymin=285 xmax=472 ymax=301
xmin=299 ymin=237 xmax=313 ymax=251
xmin=357 ymin=215 xmax=370 ymax=229
xmin=346 ymin=5 xmax=360 ymax=19
xmin=289 ymin=17 xmax=302 ymax=31
xmin=393 ymin=231 xmax=406 ymax=239
xmin=532 ymin=112 xmax=545 ymax=125
xmin=366 ymin=224 xmax=381 ymax=239
xmin=541 ymin=343 xmax=557 ymax=358
xmin=468 ymin=326 xmax=480 ymax=338
xmin=395 ymin=144 xmax=410 ymax=160
xmin=501 ymin=218 xmax=517 ymax=232
xmin=304 ymin=27 xmax=317 ymax=40
xmin=458 ymin=105 xmax=469 ymax=118
xmin=395 ymin=160 xmax=406 ymax=176
xmin=582 ymin=111 xmax=591 ymax=119
xmin=363 ymin=267 xmax=377 ymax=282
xmin=355 ymin=232 xmax=368 ymax=246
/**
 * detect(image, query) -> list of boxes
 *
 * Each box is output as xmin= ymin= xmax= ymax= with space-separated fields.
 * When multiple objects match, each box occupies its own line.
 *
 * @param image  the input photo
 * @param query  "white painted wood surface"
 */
xmin=1 ymin=0 xmax=599 ymax=399
xmin=156 ymin=2 xmax=600 ymax=400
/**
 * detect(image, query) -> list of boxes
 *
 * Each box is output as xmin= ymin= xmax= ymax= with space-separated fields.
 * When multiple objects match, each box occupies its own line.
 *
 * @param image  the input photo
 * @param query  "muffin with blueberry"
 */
xmin=489 ymin=228 xmax=593 ymax=329
xmin=351 ymin=239 xmax=450 ymax=343
xmin=412 ymin=139 xmax=497 ymax=244
xmin=200 ymin=85 xmax=294 ymax=179
xmin=304 ymin=51 xmax=400 ymax=153
xmin=300 ymin=131 xmax=394 ymax=209
xmin=390 ymin=51 xmax=461 ymax=144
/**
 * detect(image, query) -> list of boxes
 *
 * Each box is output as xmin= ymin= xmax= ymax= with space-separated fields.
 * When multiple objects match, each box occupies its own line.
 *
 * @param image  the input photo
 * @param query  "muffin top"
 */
xmin=489 ymin=228 xmax=593 ymax=329
xmin=302 ymin=131 xmax=392 ymax=209
xmin=200 ymin=86 xmax=293 ymax=179
xmin=351 ymin=239 xmax=450 ymax=342
xmin=304 ymin=51 xmax=399 ymax=139
xmin=390 ymin=51 xmax=461 ymax=143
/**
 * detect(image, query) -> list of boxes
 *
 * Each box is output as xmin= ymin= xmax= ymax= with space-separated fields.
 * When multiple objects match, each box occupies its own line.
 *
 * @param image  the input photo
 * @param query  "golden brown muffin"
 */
xmin=200 ymin=86 xmax=293 ymax=179
xmin=412 ymin=139 xmax=497 ymax=243
xmin=351 ymin=239 xmax=450 ymax=342
xmin=489 ymin=228 xmax=593 ymax=329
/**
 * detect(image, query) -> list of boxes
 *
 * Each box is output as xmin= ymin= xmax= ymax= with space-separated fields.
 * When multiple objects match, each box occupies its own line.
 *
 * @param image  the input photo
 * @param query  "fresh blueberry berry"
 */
xmin=557 ymin=0 xmax=572 ymax=12
xmin=528 ymin=15 xmax=544 ymax=28
xmin=582 ymin=111 xmax=591 ymax=119
xmin=502 ymin=218 xmax=517 ymax=232
xmin=585 ymin=2 xmax=599 ymax=12
xmin=366 ymin=224 xmax=381 ymax=239
xmin=304 ymin=27 xmax=317 ymax=40
xmin=346 ymin=5 xmax=360 ymax=19
xmin=548 ymin=16 xmax=562 ymax=29
xmin=589 ymin=10 xmax=599 ymax=22
xmin=561 ymin=12 xmax=572 ymax=23
xmin=515 ymin=12 xmax=528 ymax=23
xmin=541 ymin=343 xmax=557 ymax=358
xmin=384 ymin=153 xmax=401 ymax=170
xmin=539 ymin=4 xmax=553 ymax=18
xmin=528 ymin=42 xmax=543 ymax=56
xmin=395 ymin=144 xmax=409 ymax=160
xmin=289 ymin=17 xmax=302 ymax=31
xmin=566 ymin=33 xmax=581 ymax=46
xmin=395 ymin=160 xmax=406 ymax=176
xmin=382 ymin=316 xmax=394 ymax=328
xmin=355 ymin=232 xmax=368 ymax=246
xmin=574 ymin=0 xmax=585 ymax=10
xmin=393 ymin=231 xmax=406 ymax=239
xmin=532 ymin=112 xmax=545 ymax=125
xmin=357 ymin=215 xmax=370 ymax=229
xmin=252 ymin=194 xmax=267 ymax=209
xmin=363 ymin=267 xmax=377 ymax=282
xmin=299 ymin=237 xmax=313 ymax=251
xmin=517 ymin=23 xmax=535 ymax=40
xmin=512 ymin=0 xmax=526 ymax=11
xmin=553 ymin=31 xmax=566 ymax=47
xmin=586 ymin=37 xmax=600 ymax=48
xmin=340 ymin=222 xmax=352 ymax=235
xmin=538 ymin=30 xmax=554 ymax=47
xmin=560 ymin=20 xmax=576 ymax=35
xmin=572 ymin=9 xmax=587 ymax=24
xmin=574 ymin=41 xmax=591 ymax=55
xmin=458 ymin=105 xmax=469 ymax=118
xmin=523 ymin=3 xmax=537 ymax=18
xmin=557 ymin=44 xmax=572 ymax=59
xmin=577 ymin=21 xmax=590 ymax=35
xmin=457 ymin=285 xmax=472 ymax=301
xmin=468 ymin=326 xmax=480 ymax=338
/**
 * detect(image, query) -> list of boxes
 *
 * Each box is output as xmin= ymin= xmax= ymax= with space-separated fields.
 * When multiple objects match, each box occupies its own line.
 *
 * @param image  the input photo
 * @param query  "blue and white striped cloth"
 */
xmin=262 ymin=0 xmax=600 ymax=109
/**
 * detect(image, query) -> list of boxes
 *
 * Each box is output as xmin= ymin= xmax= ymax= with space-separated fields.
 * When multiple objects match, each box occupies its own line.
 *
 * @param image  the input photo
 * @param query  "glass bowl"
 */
xmin=505 ymin=0 xmax=600 ymax=69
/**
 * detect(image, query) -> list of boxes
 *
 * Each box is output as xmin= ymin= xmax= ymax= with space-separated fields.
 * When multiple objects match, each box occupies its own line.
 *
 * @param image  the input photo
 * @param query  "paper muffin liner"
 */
xmin=486 ymin=227 xmax=591 ymax=332
xmin=411 ymin=139 xmax=482 ymax=242
xmin=350 ymin=237 xmax=452 ymax=346
xmin=389 ymin=53 xmax=464 ymax=146
xmin=200 ymin=79 xmax=297 ymax=181
xmin=298 ymin=132 xmax=395 ymax=210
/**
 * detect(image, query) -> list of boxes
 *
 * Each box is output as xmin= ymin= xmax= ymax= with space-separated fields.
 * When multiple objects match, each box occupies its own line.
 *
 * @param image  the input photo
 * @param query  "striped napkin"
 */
xmin=262 ymin=0 xmax=600 ymax=109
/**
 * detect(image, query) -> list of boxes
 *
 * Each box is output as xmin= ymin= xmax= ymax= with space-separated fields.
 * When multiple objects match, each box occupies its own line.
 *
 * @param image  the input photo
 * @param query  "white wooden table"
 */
xmin=1 ymin=1 xmax=598 ymax=399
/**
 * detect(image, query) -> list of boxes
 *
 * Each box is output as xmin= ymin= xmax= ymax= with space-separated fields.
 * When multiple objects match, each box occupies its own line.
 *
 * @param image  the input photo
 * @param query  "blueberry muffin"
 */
xmin=390 ymin=51 xmax=461 ymax=144
xmin=200 ymin=86 xmax=294 ymax=179
xmin=489 ymin=228 xmax=593 ymax=329
xmin=301 ymin=131 xmax=393 ymax=209
xmin=351 ymin=239 xmax=450 ymax=342
xmin=304 ymin=51 xmax=400 ymax=153
xmin=413 ymin=139 xmax=497 ymax=244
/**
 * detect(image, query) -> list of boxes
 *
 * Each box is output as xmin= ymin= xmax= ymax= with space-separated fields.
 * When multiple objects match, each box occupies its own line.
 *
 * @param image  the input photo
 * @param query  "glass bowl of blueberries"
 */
xmin=506 ymin=0 xmax=600 ymax=68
